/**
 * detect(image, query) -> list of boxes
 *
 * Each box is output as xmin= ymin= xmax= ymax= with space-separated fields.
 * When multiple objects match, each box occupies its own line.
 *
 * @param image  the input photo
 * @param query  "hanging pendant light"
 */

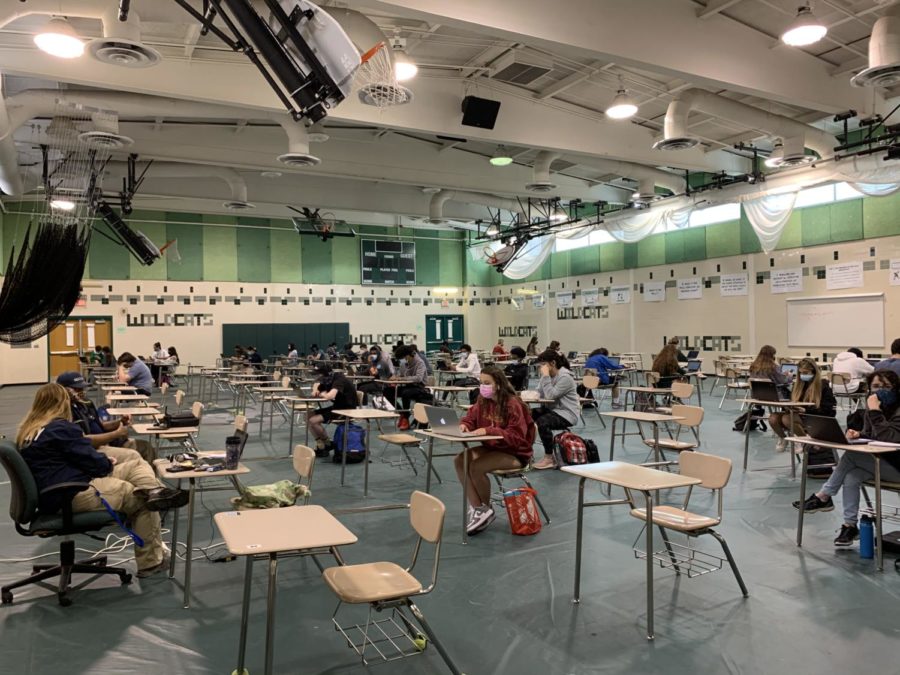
xmin=781 ymin=3 xmax=828 ymax=47
xmin=34 ymin=16 xmax=85 ymax=59
xmin=605 ymin=77 xmax=638 ymax=119
xmin=489 ymin=146 xmax=514 ymax=166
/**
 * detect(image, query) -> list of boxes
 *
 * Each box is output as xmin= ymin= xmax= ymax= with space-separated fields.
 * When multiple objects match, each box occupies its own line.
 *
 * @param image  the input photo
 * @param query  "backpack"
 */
xmin=553 ymin=432 xmax=589 ymax=465
xmin=332 ymin=422 xmax=367 ymax=464
xmin=230 ymin=480 xmax=310 ymax=510
xmin=733 ymin=405 xmax=768 ymax=432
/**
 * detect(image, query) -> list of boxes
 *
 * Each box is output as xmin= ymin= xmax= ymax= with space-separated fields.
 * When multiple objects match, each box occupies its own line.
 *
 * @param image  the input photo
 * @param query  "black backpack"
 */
xmin=733 ymin=405 xmax=768 ymax=432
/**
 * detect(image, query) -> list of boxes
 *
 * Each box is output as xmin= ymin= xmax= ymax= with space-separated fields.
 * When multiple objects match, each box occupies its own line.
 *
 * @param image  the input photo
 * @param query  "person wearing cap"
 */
xmin=57 ymin=372 xmax=135 ymax=451
xmin=308 ymin=365 xmax=359 ymax=456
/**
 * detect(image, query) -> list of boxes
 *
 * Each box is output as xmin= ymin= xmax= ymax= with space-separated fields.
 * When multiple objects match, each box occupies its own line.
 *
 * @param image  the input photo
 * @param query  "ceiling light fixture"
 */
xmin=765 ymin=140 xmax=785 ymax=168
xmin=50 ymin=198 xmax=76 ymax=211
xmin=781 ymin=3 xmax=828 ymax=47
xmin=605 ymin=77 xmax=638 ymax=119
xmin=393 ymin=48 xmax=418 ymax=81
xmin=486 ymin=222 xmax=500 ymax=237
xmin=489 ymin=146 xmax=513 ymax=166
xmin=34 ymin=16 xmax=85 ymax=59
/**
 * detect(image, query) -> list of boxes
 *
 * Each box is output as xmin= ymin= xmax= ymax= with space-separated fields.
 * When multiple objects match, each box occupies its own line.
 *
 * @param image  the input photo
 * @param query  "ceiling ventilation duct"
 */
xmin=851 ymin=7 xmax=900 ymax=88
xmin=580 ymin=157 xmax=685 ymax=197
xmin=428 ymin=190 xmax=526 ymax=225
xmin=277 ymin=122 xmax=321 ymax=167
xmin=526 ymin=151 xmax=559 ymax=192
xmin=766 ymin=135 xmax=814 ymax=168
xmin=104 ymin=161 xmax=255 ymax=210
xmin=490 ymin=50 xmax=554 ymax=85
xmin=77 ymin=111 xmax=133 ymax=149
xmin=652 ymin=88 xmax=836 ymax=161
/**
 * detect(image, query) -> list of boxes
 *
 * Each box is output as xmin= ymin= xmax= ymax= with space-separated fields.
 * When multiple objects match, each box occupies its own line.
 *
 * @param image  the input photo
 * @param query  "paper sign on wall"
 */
xmin=609 ymin=285 xmax=631 ymax=304
xmin=532 ymin=294 xmax=545 ymax=309
xmin=677 ymin=278 xmax=703 ymax=300
xmin=720 ymin=273 xmax=748 ymax=297
xmin=556 ymin=292 xmax=574 ymax=309
xmin=890 ymin=259 xmax=900 ymax=286
xmin=826 ymin=261 xmax=864 ymax=290
xmin=581 ymin=289 xmax=599 ymax=306
xmin=771 ymin=268 xmax=803 ymax=294
xmin=510 ymin=297 xmax=523 ymax=311
xmin=644 ymin=281 xmax=666 ymax=303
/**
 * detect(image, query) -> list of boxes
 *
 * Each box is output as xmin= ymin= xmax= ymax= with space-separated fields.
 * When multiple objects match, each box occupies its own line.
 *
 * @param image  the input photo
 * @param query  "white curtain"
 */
xmin=742 ymin=191 xmax=798 ymax=253
xmin=501 ymin=235 xmax=555 ymax=280
xmin=666 ymin=204 xmax=693 ymax=229
xmin=603 ymin=203 xmax=693 ymax=242
xmin=848 ymin=182 xmax=900 ymax=197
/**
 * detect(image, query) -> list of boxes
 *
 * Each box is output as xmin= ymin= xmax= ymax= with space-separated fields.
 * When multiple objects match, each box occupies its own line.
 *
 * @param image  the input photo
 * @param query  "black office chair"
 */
xmin=0 ymin=441 xmax=132 ymax=606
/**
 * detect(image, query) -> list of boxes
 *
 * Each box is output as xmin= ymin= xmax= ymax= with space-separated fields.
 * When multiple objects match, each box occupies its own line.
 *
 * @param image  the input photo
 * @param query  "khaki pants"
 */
xmin=453 ymin=446 xmax=525 ymax=507
xmin=70 ymin=455 xmax=164 ymax=571
xmin=769 ymin=412 xmax=804 ymax=439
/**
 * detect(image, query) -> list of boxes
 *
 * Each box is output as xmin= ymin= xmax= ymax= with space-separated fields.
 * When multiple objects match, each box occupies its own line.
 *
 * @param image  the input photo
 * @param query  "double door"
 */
xmin=425 ymin=315 xmax=464 ymax=353
xmin=48 ymin=318 xmax=112 ymax=378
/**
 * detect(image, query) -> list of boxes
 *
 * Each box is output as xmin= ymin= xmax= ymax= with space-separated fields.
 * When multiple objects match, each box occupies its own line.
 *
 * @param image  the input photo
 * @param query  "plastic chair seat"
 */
xmin=642 ymin=438 xmax=697 ymax=451
xmin=727 ymin=383 xmax=749 ymax=389
xmin=378 ymin=433 xmax=420 ymax=445
xmin=323 ymin=561 xmax=422 ymax=604
xmin=490 ymin=462 xmax=531 ymax=477
xmin=864 ymin=479 xmax=900 ymax=491
xmin=29 ymin=509 xmax=125 ymax=534
xmin=630 ymin=505 xmax=720 ymax=532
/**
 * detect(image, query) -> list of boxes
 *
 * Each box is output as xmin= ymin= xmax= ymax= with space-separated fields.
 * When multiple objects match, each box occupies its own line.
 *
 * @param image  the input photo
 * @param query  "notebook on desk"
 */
xmin=750 ymin=379 xmax=789 ymax=402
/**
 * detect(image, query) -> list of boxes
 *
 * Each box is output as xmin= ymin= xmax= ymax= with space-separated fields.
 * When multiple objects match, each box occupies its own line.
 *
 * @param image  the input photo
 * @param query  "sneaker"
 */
xmin=466 ymin=506 xmax=495 ymax=534
xmin=145 ymin=487 xmax=189 ymax=512
xmin=314 ymin=444 xmax=331 ymax=458
xmin=137 ymin=554 xmax=170 ymax=578
xmin=791 ymin=493 xmax=834 ymax=513
xmin=611 ymin=401 xmax=624 ymax=410
xmin=397 ymin=417 xmax=410 ymax=431
xmin=834 ymin=524 xmax=860 ymax=547
xmin=532 ymin=455 xmax=558 ymax=470
xmin=775 ymin=438 xmax=787 ymax=452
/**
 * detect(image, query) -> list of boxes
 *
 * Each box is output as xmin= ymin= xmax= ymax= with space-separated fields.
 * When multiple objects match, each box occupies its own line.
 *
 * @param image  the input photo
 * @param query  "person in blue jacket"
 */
xmin=16 ymin=384 xmax=186 ymax=578
xmin=584 ymin=348 xmax=626 ymax=408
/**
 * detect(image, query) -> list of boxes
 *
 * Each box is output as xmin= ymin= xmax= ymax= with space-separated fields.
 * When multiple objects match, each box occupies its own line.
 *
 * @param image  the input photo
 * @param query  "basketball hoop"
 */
xmin=160 ymin=239 xmax=181 ymax=264
xmin=354 ymin=42 xmax=413 ymax=108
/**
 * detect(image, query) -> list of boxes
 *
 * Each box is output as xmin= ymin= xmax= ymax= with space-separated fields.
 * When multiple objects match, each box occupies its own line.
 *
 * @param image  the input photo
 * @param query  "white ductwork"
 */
xmin=527 ymin=151 xmax=559 ymax=192
xmin=581 ymin=158 xmax=685 ymax=198
xmin=429 ymin=190 xmax=526 ymax=224
xmin=852 ymin=6 xmax=900 ymax=88
xmin=0 ymin=89 xmax=319 ymax=195
xmin=653 ymin=88 xmax=837 ymax=162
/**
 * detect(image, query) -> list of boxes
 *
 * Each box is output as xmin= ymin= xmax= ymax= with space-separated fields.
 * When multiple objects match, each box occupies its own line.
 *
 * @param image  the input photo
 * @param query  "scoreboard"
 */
xmin=360 ymin=239 xmax=416 ymax=285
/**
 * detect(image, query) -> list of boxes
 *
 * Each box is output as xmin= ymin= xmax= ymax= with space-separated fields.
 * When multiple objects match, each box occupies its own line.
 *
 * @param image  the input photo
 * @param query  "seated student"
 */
xmin=308 ymin=365 xmax=359 ymax=456
xmin=88 ymin=345 xmax=104 ymax=365
xmin=286 ymin=343 xmax=299 ymax=364
xmin=492 ymin=339 xmax=510 ymax=358
xmin=749 ymin=344 xmax=791 ymax=395
xmin=504 ymin=347 xmax=529 ymax=391
xmin=439 ymin=340 xmax=453 ymax=355
xmin=874 ymin=338 xmax=900 ymax=377
xmin=149 ymin=342 xmax=168 ymax=386
xmin=101 ymin=346 xmax=116 ymax=368
xmin=832 ymin=347 xmax=874 ymax=394
xmin=357 ymin=345 xmax=395 ymax=405
xmin=769 ymin=357 xmax=836 ymax=451
xmin=17 ymin=384 xmax=185 ymax=578
xmin=794 ymin=370 xmax=900 ymax=546
xmin=526 ymin=335 xmax=539 ymax=357
xmin=411 ymin=344 xmax=433 ymax=376
xmin=651 ymin=344 xmax=685 ymax=387
xmin=547 ymin=340 xmax=561 ymax=354
xmin=117 ymin=352 xmax=154 ymax=396
xmin=57 ymin=372 xmax=134 ymax=450
xmin=388 ymin=345 xmax=432 ymax=430
xmin=342 ymin=343 xmax=358 ymax=362
xmin=326 ymin=343 xmax=339 ymax=360
xmin=584 ymin=347 xmax=626 ymax=408
xmin=308 ymin=344 xmax=325 ymax=361
xmin=449 ymin=343 xmax=481 ymax=385
xmin=455 ymin=366 xmax=535 ymax=534
xmin=233 ymin=344 xmax=247 ymax=360
xmin=667 ymin=337 xmax=688 ymax=364
xmin=246 ymin=345 xmax=263 ymax=368
xmin=532 ymin=350 xmax=580 ymax=470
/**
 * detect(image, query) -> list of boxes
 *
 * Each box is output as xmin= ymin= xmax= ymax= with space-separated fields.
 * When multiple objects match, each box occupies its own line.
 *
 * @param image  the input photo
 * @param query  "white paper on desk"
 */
xmin=867 ymin=440 xmax=900 ymax=447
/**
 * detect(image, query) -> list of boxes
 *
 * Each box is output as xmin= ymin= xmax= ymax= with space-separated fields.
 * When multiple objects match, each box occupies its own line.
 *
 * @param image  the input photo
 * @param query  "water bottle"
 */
xmin=859 ymin=516 xmax=874 ymax=559
xmin=224 ymin=435 xmax=241 ymax=470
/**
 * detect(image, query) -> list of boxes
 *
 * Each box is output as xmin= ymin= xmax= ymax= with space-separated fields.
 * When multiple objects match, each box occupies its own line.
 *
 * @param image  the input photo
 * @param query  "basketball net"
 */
xmin=354 ymin=42 xmax=413 ymax=108
xmin=160 ymin=239 xmax=181 ymax=264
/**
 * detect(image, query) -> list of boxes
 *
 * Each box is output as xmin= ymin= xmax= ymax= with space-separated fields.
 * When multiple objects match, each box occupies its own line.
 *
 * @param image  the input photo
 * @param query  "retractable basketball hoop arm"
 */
xmin=172 ymin=0 xmax=345 ymax=123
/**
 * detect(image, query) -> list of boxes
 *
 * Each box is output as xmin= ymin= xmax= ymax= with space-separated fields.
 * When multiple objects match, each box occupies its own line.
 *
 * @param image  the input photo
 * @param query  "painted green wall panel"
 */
xmin=705 ymin=220 xmax=740 ymax=259
xmin=571 ymin=246 xmax=599 ymax=276
xmin=236 ymin=226 xmax=271 ymax=282
xmin=622 ymin=242 xmax=638 ymax=270
xmin=269 ymin=228 xmax=302 ymax=282
xmin=128 ymin=211 xmax=167 ymax=280
xmin=90 ymin=216 xmax=132 ymax=280
xmin=550 ymin=251 xmax=570 ymax=279
xmin=739 ymin=212 xmax=763 ymax=254
xmin=331 ymin=235 xmax=360 ymax=285
xmin=665 ymin=229 xmax=685 ymax=264
xmin=801 ymin=204 xmax=832 ymax=247
xmin=682 ymin=227 xmax=707 ymax=261
xmin=637 ymin=234 xmax=665 ymax=267
xmin=774 ymin=211 xmax=802 ymax=250
xmin=416 ymin=238 xmax=440 ymax=286
xmin=202 ymin=222 xmax=238 ymax=281
xmin=601 ymin=242 xmax=626 ymax=271
xmin=438 ymin=239 xmax=463 ymax=286
xmin=166 ymin=213 xmax=203 ymax=281
xmin=863 ymin=192 xmax=900 ymax=238
xmin=830 ymin=199 xmax=863 ymax=242
xmin=300 ymin=236 xmax=332 ymax=284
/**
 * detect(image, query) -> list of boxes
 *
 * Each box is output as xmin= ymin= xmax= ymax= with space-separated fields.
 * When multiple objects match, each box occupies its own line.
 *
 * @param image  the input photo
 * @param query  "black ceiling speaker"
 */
xmin=461 ymin=96 xmax=501 ymax=129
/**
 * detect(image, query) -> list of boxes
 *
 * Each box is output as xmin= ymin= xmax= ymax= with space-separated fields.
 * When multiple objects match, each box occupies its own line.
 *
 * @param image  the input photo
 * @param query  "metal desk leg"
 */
xmin=259 ymin=395 xmax=266 ymax=437
xmin=697 ymin=379 xmax=703 ymax=406
xmin=796 ymin=447 xmax=809 ymax=547
xmin=340 ymin=417 xmax=349 ymax=486
xmin=875 ymin=458 xmax=883 ymax=571
xmin=269 ymin=396 xmax=275 ymax=441
xmin=264 ymin=553 xmax=278 ymax=675
xmin=182 ymin=478 xmax=197 ymax=609
xmin=652 ymin=422 xmax=660 ymax=466
xmin=424 ymin=437 xmax=436 ymax=493
xmin=236 ymin=555 xmax=253 ymax=675
xmin=288 ymin=404 xmax=296 ymax=455
xmin=168 ymin=478 xmax=182 ymax=578
xmin=462 ymin=445 xmax=470 ymax=545
xmin=742 ymin=404 xmax=752 ymax=471
xmin=644 ymin=490 xmax=655 ymax=640
xmin=574 ymin=477 xmax=586 ymax=603
xmin=788 ymin=409 xmax=797 ymax=479
xmin=363 ymin=419 xmax=371 ymax=498
xmin=608 ymin=418 xmax=617 ymax=461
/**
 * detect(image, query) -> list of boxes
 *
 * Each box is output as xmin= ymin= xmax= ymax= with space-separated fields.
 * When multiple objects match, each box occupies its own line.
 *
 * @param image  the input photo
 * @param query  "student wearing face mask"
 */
xmin=794 ymin=370 xmax=900 ymax=547
xmin=769 ymin=358 xmax=836 ymax=451
xmin=357 ymin=345 xmax=395 ymax=405
xmin=308 ymin=365 xmax=359 ymax=456
xmin=456 ymin=366 xmax=535 ymax=534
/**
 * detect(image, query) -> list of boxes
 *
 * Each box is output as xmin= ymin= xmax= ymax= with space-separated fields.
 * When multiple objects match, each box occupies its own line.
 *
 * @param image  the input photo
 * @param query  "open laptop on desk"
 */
xmin=750 ymin=379 xmax=790 ymax=402
xmin=606 ymin=355 xmax=621 ymax=366
xmin=803 ymin=414 xmax=869 ymax=445
xmin=686 ymin=360 xmax=702 ymax=373
xmin=686 ymin=350 xmax=700 ymax=360
xmin=780 ymin=363 xmax=798 ymax=378
xmin=424 ymin=406 xmax=480 ymax=438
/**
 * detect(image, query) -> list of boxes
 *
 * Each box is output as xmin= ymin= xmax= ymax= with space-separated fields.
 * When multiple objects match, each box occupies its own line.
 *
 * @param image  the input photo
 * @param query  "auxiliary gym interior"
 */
xmin=1 ymin=1 xmax=900 ymax=674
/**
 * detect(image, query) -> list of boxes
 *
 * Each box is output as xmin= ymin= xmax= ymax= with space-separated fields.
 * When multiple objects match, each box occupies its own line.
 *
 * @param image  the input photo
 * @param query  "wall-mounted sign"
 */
xmin=677 ymin=277 xmax=703 ymax=300
xmin=581 ymin=289 xmax=599 ymax=306
xmin=644 ymin=281 xmax=666 ymax=303
xmin=126 ymin=313 xmax=214 ymax=327
xmin=826 ymin=261 xmax=863 ymax=290
xmin=499 ymin=325 xmax=538 ymax=337
xmin=771 ymin=268 xmax=803 ymax=294
xmin=556 ymin=291 xmax=574 ymax=308
xmin=720 ymin=273 xmax=748 ymax=297
xmin=557 ymin=306 xmax=610 ymax=321
xmin=532 ymin=294 xmax=545 ymax=309
xmin=609 ymin=285 xmax=631 ymax=304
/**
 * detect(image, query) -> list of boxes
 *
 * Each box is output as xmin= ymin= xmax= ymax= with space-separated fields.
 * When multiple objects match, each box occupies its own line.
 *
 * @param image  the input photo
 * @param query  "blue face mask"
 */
xmin=799 ymin=373 xmax=814 ymax=382
xmin=876 ymin=388 xmax=897 ymax=408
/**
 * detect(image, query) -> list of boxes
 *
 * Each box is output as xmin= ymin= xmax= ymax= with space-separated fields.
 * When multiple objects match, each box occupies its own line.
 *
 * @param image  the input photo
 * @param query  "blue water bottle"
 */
xmin=859 ymin=516 xmax=875 ymax=559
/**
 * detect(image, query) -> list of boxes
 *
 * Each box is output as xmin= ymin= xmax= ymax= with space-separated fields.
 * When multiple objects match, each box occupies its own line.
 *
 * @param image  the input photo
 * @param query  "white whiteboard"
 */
xmin=786 ymin=294 xmax=884 ymax=347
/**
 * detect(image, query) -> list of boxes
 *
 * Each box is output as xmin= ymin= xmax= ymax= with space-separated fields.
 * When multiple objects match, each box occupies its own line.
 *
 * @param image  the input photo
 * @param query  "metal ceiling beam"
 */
xmin=534 ymin=60 xmax=607 ymax=100
xmin=697 ymin=0 xmax=745 ymax=20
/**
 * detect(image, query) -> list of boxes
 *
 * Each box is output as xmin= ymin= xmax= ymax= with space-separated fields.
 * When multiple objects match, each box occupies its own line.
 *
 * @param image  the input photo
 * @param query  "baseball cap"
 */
xmin=56 ymin=371 xmax=87 ymax=389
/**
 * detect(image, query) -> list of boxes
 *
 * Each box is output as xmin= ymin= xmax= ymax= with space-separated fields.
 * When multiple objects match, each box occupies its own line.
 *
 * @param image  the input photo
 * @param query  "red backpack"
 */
xmin=554 ymin=432 xmax=588 ymax=465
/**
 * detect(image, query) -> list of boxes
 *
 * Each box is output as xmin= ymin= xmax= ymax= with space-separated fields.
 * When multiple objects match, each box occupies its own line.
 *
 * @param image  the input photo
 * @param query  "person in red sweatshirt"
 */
xmin=454 ymin=365 xmax=535 ymax=535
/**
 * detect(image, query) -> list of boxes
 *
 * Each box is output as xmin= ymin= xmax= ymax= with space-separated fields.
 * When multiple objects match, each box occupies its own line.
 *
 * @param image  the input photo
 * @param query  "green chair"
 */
xmin=0 ymin=441 xmax=132 ymax=606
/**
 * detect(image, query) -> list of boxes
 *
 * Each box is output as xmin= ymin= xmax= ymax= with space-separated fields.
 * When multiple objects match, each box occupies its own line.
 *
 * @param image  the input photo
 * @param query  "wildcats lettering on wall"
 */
xmin=126 ymin=313 xmax=214 ymax=327
xmin=665 ymin=335 xmax=743 ymax=352
xmin=557 ymin=306 xmax=610 ymax=320
xmin=499 ymin=326 xmax=538 ymax=337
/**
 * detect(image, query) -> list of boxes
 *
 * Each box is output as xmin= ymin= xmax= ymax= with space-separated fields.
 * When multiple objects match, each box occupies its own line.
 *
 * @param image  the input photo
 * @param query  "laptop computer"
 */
xmin=567 ymin=351 xmax=578 ymax=360
xmin=803 ymin=414 xmax=868 ymax=445
xmin=606 ymin=355 xmax=621 ymax=366
xmin=686 ymin=360 xmax=702 ymax=372
xmin=780 ymin=363 xmax=798 ymax=378
xmin=686 ymin=350 xmax=700 ymax=359
xmin=867 ymin=358 xmax=882 ymax=367
xmin=424 ymin=406 xmax=479 ymax=438
xmin=750 ymin=379 xmax=789 ymax=402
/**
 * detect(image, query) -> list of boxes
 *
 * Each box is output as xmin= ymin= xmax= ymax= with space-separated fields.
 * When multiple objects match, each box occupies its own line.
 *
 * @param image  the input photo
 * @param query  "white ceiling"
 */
xmin=0 ymin=0 xmax=897 ymax=224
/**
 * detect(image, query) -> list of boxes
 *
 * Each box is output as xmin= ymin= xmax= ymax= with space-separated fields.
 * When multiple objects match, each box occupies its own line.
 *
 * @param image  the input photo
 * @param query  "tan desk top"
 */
xmin=375 ymin=378 xmax=417 ymax=385
xmin=332 ymin=408 xmax=399 ymax=420
xmin=785 ymin=436 xmax=900 ymax=453
xmin=154 ymin=457 xmax=250 ymax=480
xmin=106 ymin=407 xmax=161 ymax=416
xmin=429 ymin=385 xmax=478 ymax=392
xmin=601 ymin=411 xmax=685 ymax=423
xmin=415 ymin=430 xmax=504 ymax=443
xmin=133 ymin=423 xmax=199 ymax=435
xmin=106 ymin=394 xmax=150 ymax=402
xmin=214 ymin=505 xmax=357 ymax=555
xmin=743 ymin=399 xmax=816 ymax=408
xmin=562 ymin=461 xmax=702 ymax=491
xmin=100 ymin=384 xmax=137 ymax=391
xmin=621 ymin=386 xmax=673 ymax=394
xmin=254 ymin=387 xmax=295 ymax=393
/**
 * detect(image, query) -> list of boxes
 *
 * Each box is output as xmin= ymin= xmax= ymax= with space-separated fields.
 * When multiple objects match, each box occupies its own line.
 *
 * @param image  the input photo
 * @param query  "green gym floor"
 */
xmin=0 ymin=382 xmax=897 ymax=675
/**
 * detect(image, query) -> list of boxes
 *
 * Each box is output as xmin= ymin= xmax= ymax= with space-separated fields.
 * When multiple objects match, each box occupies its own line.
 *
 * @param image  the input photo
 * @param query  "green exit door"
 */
xmin=425 ymin=315 xmax=464 ymax=353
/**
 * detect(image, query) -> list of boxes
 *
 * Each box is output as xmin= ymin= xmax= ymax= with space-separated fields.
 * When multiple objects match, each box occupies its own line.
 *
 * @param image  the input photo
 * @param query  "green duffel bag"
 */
xmin=230 ymin=480 xmax=310 ymax=510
